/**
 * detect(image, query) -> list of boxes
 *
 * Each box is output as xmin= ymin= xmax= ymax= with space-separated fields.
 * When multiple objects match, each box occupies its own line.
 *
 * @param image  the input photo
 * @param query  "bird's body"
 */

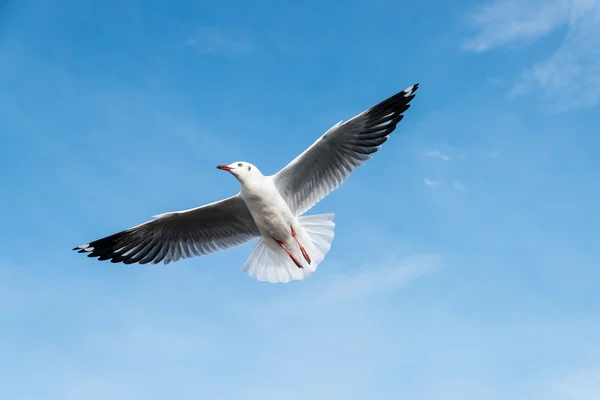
xmin=74 ymin=84 xmax=420 ymax=283
xmin=239 ymin=172 xmax=294 ymax=243
xmin=239 ymin=170 xmax=311 ymax=268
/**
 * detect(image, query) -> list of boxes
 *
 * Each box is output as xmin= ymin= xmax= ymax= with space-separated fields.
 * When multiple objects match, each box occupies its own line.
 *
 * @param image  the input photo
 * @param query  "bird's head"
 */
xmin=216 ymin=161 xmax=262 ymax=183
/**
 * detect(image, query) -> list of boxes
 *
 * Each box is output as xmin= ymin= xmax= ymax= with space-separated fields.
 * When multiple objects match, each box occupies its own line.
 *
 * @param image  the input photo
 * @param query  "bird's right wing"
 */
xmin=272 ymin=84 xmax=419 ymax=216
xmin=73 ymin=194 xmax=260 ymax=264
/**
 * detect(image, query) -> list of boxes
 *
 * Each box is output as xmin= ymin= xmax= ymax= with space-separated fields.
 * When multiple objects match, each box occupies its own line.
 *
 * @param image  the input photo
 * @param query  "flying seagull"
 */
xmin=74 ymin=84 xmax=419 ymax=283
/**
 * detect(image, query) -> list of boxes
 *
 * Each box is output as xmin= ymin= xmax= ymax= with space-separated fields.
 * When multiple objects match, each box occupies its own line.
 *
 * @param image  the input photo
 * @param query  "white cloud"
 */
xmin=424 ymin=178 xmax=439 ymax=186
xmin=462 ymin=0 xmax=571 ymax=53
xmin=425 ymin=149 xmax=451 ymax=161
xmin=463 ymin=0 xmax=600 ymax=110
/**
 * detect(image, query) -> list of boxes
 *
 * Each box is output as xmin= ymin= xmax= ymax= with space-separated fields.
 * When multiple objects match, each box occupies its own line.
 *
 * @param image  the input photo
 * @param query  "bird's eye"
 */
xmin=238 ymin=163 xmax=243 ymax=167
xmin=248 ymin=166 xmax=251 ymax=171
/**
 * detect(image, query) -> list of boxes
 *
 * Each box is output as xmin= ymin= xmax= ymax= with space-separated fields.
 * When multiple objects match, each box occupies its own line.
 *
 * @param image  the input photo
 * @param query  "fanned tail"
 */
xmin=240 ymin=213 xmax=335 ymax=283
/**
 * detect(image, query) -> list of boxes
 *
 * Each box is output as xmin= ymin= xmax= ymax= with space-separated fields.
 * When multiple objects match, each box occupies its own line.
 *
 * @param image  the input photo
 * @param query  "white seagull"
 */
xmin=74 ymin=84 xmax=419 ymax=283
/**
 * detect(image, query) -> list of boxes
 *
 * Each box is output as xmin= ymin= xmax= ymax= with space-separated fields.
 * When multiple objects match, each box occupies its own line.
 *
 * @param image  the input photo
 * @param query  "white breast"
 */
xmin=240 ymin=176 xmax=295 ymax=241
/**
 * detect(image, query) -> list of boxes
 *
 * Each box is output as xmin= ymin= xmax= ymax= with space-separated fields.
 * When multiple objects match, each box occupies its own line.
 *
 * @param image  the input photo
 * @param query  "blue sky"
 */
xmin=1 ymin=0 xmax=599 ymax=398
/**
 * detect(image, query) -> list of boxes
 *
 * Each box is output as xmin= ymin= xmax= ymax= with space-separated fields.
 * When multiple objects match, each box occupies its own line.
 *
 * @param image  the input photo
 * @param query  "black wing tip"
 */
xmin=401 ymin=83 xmax=419 ymax=100
xmin=72 ymin=231 xmax=130 ymax=263
xmin=73 ymin=230 xmax=171 ymax=265
xmin=72 ymin=242 xmax=116 ymax=262
xmin=404 ymin=83 xmax=419 ymax=95
xmin=73 ymin=244 xmax=93 ymax=253
xmin=355 ymin=83 xmax=420 ymax=142
xmin=398 ymin=83 xmax=419 ymax=103
xmin=74 ymin=245 xmax=131 ymax=264
xmin=366 ymin=83 xmax=420 ymax=118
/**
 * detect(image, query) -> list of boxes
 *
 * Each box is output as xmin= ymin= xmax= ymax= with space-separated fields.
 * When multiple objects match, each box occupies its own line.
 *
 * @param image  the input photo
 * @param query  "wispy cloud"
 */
xmin=462 ymin=0 xmax=600 ymax=110
xmin=424 ymin=178 xmax=465 ymax=191
xmin=260 ymin=253 xmax=440 ymax=312
xmin=462 ymin=0 xmax=571 ymax=53
xmin=425 ymin=149 xmax=451 ymax=161
xmin=453 ymin=180 xmax=465 ymax=191
xmin=185 ymin=26 xmax=253 ymax=54
xmin=316 ymin=254 xmax=440 ymax=304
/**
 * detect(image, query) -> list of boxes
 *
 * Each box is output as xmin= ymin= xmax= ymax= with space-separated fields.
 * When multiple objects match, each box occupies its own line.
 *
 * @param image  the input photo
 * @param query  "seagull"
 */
xmin=74 ymin=84 xmax=419 ymax=283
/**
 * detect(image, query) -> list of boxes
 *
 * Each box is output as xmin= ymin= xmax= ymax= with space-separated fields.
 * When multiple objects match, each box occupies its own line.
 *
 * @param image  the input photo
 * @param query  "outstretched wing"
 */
xmin=272 ymin=84 xmax=419 ymax=216
xmin=73 ymin=194 xmax=260 ymax=264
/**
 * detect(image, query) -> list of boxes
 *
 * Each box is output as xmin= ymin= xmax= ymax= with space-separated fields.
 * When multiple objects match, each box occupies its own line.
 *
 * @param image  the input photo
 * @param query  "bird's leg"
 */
xmin=291 ymin=227 xmax=311 ymax=264
xmin=277 ymin=240 xmax=303 ymax=269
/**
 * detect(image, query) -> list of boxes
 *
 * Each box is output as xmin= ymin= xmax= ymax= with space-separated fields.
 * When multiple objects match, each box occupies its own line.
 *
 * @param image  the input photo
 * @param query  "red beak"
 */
xmin=216 ymin=165 xmax=233 ymax=171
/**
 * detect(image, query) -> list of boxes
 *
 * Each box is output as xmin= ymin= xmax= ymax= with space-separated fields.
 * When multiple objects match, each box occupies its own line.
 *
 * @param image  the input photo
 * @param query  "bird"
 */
xmin=73 ymin=83 xmax=419 ymax=283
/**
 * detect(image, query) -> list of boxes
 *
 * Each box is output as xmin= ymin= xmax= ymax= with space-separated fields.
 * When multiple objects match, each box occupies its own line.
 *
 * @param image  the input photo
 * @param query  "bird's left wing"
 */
xmin=272 ymin=84 xmax=419 ymax=216
xmin=73 ymin=194 xmax=260 ymax=264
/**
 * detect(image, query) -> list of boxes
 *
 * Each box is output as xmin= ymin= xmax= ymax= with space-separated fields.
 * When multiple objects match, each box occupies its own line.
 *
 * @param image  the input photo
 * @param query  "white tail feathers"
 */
xmin=240 ymin=213 xmax=335 ymax=283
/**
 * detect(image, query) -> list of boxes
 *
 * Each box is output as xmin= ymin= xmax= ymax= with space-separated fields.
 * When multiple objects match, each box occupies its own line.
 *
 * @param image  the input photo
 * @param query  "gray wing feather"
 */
xmin=273 ymin=84 xmax=419 ymax=216
xmin=74 ymin=194 xmax=260 ymax=264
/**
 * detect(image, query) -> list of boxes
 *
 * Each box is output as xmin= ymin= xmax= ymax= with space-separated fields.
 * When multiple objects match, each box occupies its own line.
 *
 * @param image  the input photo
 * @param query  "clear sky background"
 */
xmin=1 ymin=0 xmax=599 ymax=399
